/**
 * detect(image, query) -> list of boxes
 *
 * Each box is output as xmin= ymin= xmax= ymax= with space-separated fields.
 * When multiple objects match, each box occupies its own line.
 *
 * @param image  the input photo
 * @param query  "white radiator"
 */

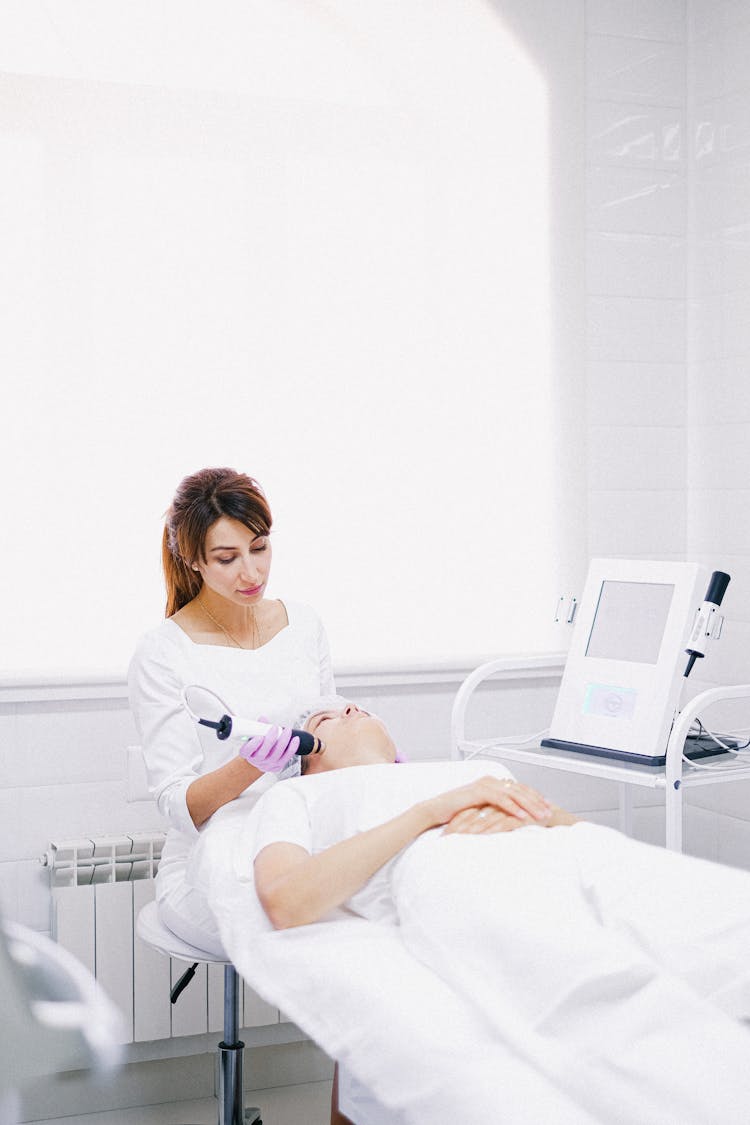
xmin=44 ymin=833 xmax=280 ymax=1044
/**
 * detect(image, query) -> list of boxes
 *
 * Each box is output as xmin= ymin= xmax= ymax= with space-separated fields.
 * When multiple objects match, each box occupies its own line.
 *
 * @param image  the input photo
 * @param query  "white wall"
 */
xmin=681 ymin=0 xmax=750 ymax=862
xmin=687 ymin=0 xmax=750 ymax=687
xmin=585 ymin=0 xmax=687 ymax=562
xmin=0 ymin=0 xmax=587 ymax=676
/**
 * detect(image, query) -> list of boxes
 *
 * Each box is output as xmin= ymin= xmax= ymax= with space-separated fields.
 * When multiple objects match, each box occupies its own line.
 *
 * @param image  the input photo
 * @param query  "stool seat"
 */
xmin=137 ymin=901 xmax=229 ymax=965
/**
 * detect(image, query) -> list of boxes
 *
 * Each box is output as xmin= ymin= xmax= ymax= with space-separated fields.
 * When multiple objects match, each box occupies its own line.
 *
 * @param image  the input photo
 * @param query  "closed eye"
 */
xmin=309 ymin=712 xmax=334 ymax=733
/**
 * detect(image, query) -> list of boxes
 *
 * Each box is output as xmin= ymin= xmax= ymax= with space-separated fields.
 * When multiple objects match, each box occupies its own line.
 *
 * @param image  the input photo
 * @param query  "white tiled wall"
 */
xmin=0 ymin=696 xmax=164 ymax=934
xmin=585 ymin=0 xmax=750 ymax=849
xmin=585 ymin=0 xmax=688 ymax=566
xmin=683 ymin=0 xmax=750 ymax=832
xmin=687 ymin=0 xmax=750 ymax=692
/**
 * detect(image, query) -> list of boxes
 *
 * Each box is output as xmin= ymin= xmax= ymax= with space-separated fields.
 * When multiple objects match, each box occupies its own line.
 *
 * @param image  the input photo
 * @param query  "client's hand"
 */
xmin=239 ymin=725 xmax=300 ymax=774
xmin=444 ymin=802 xmax=579 ymax=835
xmin=423 ymin=775 xmax=552 ymax=829
xmin=443 ymin=806 xmax=526 ymax=835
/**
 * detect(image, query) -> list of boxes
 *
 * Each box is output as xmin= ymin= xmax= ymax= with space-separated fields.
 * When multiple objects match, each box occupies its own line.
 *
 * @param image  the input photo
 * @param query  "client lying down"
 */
xmin=213 ymin=703 xmax=750 ymax=1124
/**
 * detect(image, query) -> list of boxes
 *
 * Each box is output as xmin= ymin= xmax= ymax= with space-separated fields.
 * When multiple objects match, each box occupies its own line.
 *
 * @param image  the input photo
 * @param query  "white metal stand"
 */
xmin=451 ymin=659 xmax=750 ymax=853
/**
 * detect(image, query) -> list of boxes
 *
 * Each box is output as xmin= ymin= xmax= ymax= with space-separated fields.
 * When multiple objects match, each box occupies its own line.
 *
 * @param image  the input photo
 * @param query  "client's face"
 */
xmin=303 ymin=704 xmax=397 ymax=773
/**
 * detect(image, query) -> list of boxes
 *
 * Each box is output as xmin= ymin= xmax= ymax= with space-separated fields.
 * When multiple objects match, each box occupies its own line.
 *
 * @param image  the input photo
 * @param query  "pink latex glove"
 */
xmin=239 ymin=724 xmax=300 ymax=774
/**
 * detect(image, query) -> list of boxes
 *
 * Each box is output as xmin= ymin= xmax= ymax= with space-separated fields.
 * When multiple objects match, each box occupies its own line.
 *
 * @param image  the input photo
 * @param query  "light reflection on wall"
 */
xmin=0 ymin=2 xmax=575 ymax=674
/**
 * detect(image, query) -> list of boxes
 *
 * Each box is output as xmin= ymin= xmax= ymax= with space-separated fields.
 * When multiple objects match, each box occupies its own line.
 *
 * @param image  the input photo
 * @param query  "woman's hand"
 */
xmin=421 ymin=775 xmax=552 ymax=830
xmin=239 ymin=725 xmax=300 ymax=774
xmin=444 ymin=800 xmax=580 ymax=835
xmin=443 ymin=805 xmax=527 ymax=835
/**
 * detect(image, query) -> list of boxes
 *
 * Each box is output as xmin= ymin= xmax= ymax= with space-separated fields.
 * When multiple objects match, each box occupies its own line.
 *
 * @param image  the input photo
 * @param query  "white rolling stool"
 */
xmin=136 ymin=901 xmax=262 ymax=1125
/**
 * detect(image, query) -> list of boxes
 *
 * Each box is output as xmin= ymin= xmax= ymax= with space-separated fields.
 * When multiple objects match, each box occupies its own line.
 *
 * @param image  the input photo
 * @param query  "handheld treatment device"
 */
xmin=180 ymin=686 xmax=325 ymax=757
xmin=684 ymin=571 xmax=731 ymax=678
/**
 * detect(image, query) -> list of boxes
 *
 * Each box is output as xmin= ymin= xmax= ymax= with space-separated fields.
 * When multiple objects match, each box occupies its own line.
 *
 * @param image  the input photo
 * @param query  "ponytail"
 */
xmin=162 ymin=527 xmax=202 ymax=617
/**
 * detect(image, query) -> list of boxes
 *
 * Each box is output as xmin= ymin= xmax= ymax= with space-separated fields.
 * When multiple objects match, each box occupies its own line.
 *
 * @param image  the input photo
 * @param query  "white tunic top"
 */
xmin=128 ymin=600 xmax=334 ymax=908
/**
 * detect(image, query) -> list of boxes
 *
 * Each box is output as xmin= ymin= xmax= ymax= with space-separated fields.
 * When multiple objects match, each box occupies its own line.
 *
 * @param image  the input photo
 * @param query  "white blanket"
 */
xmin=195 ymin=776 xmax=750 ymax=1125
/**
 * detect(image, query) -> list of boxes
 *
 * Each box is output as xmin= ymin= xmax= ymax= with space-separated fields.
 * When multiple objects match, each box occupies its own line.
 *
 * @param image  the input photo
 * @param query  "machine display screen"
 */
xmin=585 ymin=581 xmax=675 ymax=665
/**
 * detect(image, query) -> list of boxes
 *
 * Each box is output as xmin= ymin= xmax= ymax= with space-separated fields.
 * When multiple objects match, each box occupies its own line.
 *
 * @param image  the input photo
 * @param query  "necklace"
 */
xmin=198 ymin=598 xmax=261 ymax=650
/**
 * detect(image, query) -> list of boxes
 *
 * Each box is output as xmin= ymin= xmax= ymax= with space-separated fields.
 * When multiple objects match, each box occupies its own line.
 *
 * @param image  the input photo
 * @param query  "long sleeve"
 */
xmin=128 ymin=631 xmax=202 ymax=840
xmin=128 ymin=605 xmax=335 ymax=842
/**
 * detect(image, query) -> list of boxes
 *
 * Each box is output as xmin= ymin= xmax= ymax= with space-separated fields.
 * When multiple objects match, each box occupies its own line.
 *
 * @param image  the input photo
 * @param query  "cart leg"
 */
xmin=617 ymin=783 xmax=633 ymax=837
xmin=665 ymin=779 xmax=683 ymax=852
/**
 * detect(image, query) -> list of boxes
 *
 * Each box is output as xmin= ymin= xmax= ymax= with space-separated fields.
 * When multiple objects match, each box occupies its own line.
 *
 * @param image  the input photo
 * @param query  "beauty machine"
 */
xmin=542 ymin=559 xmax=731 ymax=766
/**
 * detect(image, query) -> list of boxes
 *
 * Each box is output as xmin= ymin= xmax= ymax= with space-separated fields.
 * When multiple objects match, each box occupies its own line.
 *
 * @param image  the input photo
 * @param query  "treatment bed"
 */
xmin=189 ymin=775 xmax=750 ymax=1125
xmin=193 ymin=796 xmax=595 ymax=1125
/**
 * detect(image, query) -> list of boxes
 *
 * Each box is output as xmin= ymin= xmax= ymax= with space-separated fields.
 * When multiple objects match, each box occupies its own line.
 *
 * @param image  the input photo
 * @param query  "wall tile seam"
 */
xmin=585 ymin=96 xmax=687 ymax=113
xmin=688 ymin=294 xmax=750 ymax=303
xmin=689 ymin=355 xmax=750 ymax=364
xmin=586 ymin=227 xmax=688 ymax=239
xmin=587 ymin=294 xmax=687 ymax=302
xmin=586 ymin=146 xmax=686 ymax=166
xmin=586 ymin=290 xmax=686 ymax=299
xmin=689 ymin=14 xmax=750 ymax=39
xmin=687 ymin=286 xmax=750 ymax=298
xmin=585 ymin=157 xmax=686 ymax=174
xmin=587 ymin=231 xmax=687 ymax=241
xmin=701 ymin=808 xmax=750 ymax=828
xmin=584 ymin=26 xmax=686 ymax=47
xmin=692 ymin=166 xmax=750 ymax=182
xmin=589 ymin=488 xmax=688 ymax=497
xmin=587 ymin=360 xmax=686 ymax=367
xmin=587 ymin=487 xmax=686 ymax=495
xmin=587 ymin=424 xmax=686 ymax=433
xmin=0 ymin=779 xmax=126 ymax=796
xmin=691 ymin=92 xmax=750 ymax=112
xmin=692 ymin=125 xmax=750 ymax=139
xmin=587 ymin=423 xmax=688 ymax=431
xmin=587 ymin=97 xmax=685 ymax=113
xmin=585 ymin=32 xmax=687 ymax=48
xmin=0 ymin=780 xmax=129 ymax=794
xmin=685 ymin=486 xmax=750 ymax=493
xmin=586 ymin=162 xmax=684 ymax=174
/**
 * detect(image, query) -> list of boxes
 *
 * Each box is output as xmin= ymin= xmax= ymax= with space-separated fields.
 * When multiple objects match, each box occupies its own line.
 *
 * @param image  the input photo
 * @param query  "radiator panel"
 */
xmin=95 ymin=882 xmax=135 ymax=1044
xmin=132 ymin=880 xmax=171 ymax=1043
xmin=52 ymin=884 xmax=95 ymax=977
xmin=47 ymin=832 xmax=284 ymax=1043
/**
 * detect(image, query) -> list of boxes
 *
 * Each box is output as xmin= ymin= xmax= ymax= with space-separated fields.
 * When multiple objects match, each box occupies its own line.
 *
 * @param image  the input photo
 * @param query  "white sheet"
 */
xmin=196 ymin=797 xmax=598 ymax=1124
xmin=195 ymin=782 xmax=750 ymax=1124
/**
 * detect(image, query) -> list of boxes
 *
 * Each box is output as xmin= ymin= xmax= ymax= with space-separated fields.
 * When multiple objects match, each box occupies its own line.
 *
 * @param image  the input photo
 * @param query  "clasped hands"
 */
xmin=425 ymin=775 xmax=577 ymax=836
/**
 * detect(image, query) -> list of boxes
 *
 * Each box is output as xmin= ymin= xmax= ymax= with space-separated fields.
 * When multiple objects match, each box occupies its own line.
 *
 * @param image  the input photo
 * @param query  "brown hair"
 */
xmin=162 ymin=467 xmax=273 ymax=617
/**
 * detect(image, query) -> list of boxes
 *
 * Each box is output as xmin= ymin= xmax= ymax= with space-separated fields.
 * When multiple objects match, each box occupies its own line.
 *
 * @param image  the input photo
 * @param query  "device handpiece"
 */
xmin=198 ymin=714 xmax=325 ymax=756
xmin=684 ymin=570 xmax=731 ymax=677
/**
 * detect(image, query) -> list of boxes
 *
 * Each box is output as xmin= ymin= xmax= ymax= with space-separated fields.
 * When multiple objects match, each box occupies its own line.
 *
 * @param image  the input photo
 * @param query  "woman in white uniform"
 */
xmin=128 ymin=466 xmax=334 ymax=956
